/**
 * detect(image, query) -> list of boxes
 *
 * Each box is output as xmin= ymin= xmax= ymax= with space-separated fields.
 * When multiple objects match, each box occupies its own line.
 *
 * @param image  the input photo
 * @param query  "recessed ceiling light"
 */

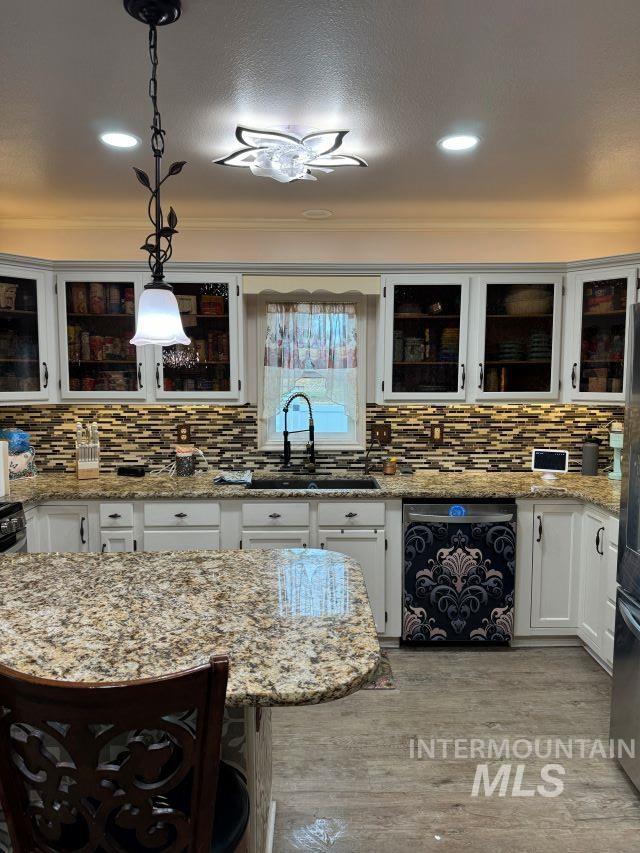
xmin=302 ymin=209 xmax=333 ymax=219
xmin=437 ymin=134 xmax=479 ymax=152
xmin=100 ymin=131 xmax=139 ymax=149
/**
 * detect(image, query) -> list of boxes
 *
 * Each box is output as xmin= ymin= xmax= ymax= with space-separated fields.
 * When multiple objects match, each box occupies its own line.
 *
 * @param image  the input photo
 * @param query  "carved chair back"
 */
xmin=0 ymin=656 xmax=229 ymax=853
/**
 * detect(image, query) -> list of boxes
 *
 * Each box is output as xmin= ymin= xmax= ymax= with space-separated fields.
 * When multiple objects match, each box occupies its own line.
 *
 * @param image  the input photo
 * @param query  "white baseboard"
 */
xmin=265 ymin=800 xmax=276 ymax=853
xmin=511 ymin=636 xmax=582 ymax=648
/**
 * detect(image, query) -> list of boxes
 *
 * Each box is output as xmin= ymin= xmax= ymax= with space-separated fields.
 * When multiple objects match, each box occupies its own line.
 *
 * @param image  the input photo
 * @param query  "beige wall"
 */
xmin=1 ymin=223 xmax=639 ymax=264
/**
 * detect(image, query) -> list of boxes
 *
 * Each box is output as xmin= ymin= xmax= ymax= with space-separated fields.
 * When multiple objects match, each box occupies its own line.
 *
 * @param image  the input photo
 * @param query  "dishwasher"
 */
xmin=402 ymin=501 xmax=516 ymax=644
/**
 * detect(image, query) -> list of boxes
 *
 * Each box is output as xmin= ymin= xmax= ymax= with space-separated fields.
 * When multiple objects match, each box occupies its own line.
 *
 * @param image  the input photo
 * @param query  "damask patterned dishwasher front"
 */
xmin=402 ymin=502 xmax=517 ymax=643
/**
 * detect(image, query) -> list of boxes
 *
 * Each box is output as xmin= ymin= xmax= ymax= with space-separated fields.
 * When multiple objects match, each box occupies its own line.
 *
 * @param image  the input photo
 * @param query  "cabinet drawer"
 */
xmin=99 ymin=503 xmax=134 ymax=528
xmin=144 ymin=529 xmax=220 ymax=551
xmin=241 ymin=529 xmax=309 ymax=550
xmin=143 ymin=502 xmax=220 ymax=527
xmin=242 ymin=502 xmax=309 ymax=527
xmin=318 ymin=501 xmax=385 ymax=527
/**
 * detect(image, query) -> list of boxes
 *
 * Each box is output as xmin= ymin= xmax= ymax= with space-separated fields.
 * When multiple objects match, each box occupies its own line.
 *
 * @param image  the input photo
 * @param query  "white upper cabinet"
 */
xmin=153 ymin=273 xmax=243 ymax=402
xmin=382 ymin=274 xmax=470 ymax=401
xmin=567 ymin=266 xmax=637 ymax=403
xmin=57 ymin=270 xmax=147 ymax=400
xmin=0 ymin=263 xmax=52 ymax=402
xmin=474 ymin=274 xmax=563 ymax=400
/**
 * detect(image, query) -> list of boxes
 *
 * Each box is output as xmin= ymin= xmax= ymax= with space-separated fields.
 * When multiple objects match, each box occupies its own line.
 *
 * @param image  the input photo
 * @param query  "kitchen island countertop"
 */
xmin=0 ymin=548 xmax=380 ymax=706
xmin=9 ymin=470 xmax=622 ymax=515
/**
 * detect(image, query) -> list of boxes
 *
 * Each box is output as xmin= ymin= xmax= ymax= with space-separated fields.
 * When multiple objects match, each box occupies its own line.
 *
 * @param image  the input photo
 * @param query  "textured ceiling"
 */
xmin=2 ymin=0 xmax=640 ymax=226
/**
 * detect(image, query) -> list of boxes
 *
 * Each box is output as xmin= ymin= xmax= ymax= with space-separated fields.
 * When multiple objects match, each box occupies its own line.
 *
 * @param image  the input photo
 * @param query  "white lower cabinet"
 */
xmin=578 ymin=507 xmax=607 ymax=655
xmin=101 ymin=529 xmax=136 ymax=553
xmin=241 ymin=529 xmax=310 ymax=550
xmin=528 ymin=502 xmax=582 ymax=631
xmin=318 ymin=528 xmax=386 ymax=633
xmin=39 ymin=504 xmax=91 ymax=553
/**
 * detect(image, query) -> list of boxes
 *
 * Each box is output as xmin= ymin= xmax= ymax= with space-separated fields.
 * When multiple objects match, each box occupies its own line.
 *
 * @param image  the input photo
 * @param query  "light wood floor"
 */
xmin=272 ymin=647 xmax=640 ymax=852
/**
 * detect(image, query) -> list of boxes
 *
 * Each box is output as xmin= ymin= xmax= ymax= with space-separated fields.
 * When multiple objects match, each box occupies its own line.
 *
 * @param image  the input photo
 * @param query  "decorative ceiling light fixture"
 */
xmin=125 ymin=0 xmax=190 ymax=347
xmin=215 ymin=127 xmax=367 ymax=183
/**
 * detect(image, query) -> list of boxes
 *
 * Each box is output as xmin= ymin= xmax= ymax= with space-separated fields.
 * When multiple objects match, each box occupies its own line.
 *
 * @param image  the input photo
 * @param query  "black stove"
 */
xmin=0 ymin=501 xmax=27 ymax=553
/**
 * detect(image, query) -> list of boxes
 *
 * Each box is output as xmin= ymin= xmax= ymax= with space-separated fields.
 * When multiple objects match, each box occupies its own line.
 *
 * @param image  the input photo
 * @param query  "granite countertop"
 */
xmin=9 ymin=470 xmax=622 ymax=514
xmin=0 ymin=548 xmax=380 ymax=707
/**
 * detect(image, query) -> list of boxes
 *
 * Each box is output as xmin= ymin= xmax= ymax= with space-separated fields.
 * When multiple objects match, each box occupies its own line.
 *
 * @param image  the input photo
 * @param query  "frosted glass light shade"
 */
xmin=130 ymin=286 xmax=191 ymax=346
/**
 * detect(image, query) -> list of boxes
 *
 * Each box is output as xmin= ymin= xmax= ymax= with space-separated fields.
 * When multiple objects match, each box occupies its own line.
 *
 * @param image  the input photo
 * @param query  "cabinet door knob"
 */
xmin=345 ymin=512 xmax=358 ymax=518
xmin=108 ymin=513 xmax=122 ymax=519
xmin=174 ymin=512 xmax=188 ymax=518
xmin=536 ymin=514 xmax=543 ymax=543
xmin=269 ymin=512 xmax=282 ymax=519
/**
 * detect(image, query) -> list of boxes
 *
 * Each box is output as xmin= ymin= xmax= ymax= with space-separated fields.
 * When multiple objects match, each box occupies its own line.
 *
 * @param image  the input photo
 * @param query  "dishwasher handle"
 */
xmin=407 ymin=512 xmax=515 ymax=524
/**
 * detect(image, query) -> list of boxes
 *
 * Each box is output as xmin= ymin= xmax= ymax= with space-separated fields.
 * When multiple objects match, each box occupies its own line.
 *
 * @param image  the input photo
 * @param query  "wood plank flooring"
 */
xmin=272 ymin=647 xmax=640 ymax=852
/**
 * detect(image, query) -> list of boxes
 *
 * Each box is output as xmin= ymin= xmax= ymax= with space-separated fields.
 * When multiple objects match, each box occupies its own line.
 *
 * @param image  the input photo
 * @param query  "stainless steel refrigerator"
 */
xmin=611 ymin=302 xmax=640 ymax=789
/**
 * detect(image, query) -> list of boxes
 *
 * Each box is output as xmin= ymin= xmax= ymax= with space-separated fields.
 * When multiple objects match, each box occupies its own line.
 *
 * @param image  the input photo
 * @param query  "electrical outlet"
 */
xmin=430 ymin=423 xmax=445 ymax=444
xmin=371 ymin=423 xmax=392 ymax=446
xmin=176 ymin=422 xmax=192 ymax=443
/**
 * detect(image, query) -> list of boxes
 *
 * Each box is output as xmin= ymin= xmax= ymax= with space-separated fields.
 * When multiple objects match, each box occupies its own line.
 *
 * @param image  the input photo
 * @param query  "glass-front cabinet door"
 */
xmin=382 ymin=274 xmax=469 ymax=400
xmin=476 ymin=275 xmax=563 ymax=399
xmin=154 ymin=274 xmax=242 ymax=401
xmin=57 ymin=271 xmax=146 ymax=399
xmin=0 ymin=264 xmax=50 ymax=401
xmin=570 ymin=267 xmax=637 ymax=402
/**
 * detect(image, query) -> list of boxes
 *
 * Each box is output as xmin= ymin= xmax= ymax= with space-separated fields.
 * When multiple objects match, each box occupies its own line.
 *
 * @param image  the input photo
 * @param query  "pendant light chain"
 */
xmin=148 ymin=25 xmax=165 ymax=161
xmin=148 ymin=24 xmax=165 ymax=280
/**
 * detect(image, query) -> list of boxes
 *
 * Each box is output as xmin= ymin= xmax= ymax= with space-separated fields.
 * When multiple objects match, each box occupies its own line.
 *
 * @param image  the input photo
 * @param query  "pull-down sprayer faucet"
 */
xmin=282 ymin=393 xmax=315 ymax=472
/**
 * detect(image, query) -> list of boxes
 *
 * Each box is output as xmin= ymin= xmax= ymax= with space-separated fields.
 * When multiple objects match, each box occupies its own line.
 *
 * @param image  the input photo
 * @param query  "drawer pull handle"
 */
xmin=571 ymin=362 xmax=578 ymax=389
xmin=108 ymin=513 xmax=122 ymax=519
xmin=101 ymin=543 xmax=107 ymax=552
xmin=345 ymin=512 xmax=358 ymax=518
xmin=536 ymin=514 xmax=543 ymax=543
xmin=174 ymin=512 xmax=188 ymax=518
xmin=269 ymin=512 xmax=282 ymax=519
xmin=80 ymin=517 xmax=86 ymax=545
xmin=596 ymin=526 xmax=605 ymax=555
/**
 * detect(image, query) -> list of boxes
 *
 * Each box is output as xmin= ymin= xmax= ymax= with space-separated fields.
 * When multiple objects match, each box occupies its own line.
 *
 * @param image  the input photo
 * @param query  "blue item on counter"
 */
xmin=0 ymin=429 xmax=30 ymax=454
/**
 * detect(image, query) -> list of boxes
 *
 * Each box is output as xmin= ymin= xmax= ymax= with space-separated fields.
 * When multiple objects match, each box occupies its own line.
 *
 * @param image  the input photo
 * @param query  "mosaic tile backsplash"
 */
xmin=0 ymin=403 xmax=624 ymax=475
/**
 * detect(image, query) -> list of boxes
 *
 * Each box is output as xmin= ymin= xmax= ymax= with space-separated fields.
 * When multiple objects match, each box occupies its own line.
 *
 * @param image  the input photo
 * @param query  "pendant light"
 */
xmin=125 ymin=0 xmax=190 ymax=347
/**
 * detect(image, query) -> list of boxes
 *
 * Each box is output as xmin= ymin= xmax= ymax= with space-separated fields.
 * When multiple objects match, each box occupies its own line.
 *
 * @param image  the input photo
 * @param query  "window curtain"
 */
xmin=263 ymin=302 xmax=358 ymax=421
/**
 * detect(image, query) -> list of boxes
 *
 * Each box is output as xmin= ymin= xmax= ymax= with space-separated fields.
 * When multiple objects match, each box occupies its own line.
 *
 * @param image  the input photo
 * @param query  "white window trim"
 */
xmin=257 ymin=291 xmax=367 ymax=452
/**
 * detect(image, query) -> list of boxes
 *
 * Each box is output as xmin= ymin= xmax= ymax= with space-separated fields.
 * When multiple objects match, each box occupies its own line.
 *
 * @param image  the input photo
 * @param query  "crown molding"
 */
xmin=1 ymin=215 xmax=639 ymax=234
xmin=2 ymin=251 xmax=639 ymax=276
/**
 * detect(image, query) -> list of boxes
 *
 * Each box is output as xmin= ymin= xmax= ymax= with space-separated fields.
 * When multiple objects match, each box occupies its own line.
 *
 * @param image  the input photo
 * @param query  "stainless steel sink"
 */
xmin=246 ymin=476 xmax=380 ymax=490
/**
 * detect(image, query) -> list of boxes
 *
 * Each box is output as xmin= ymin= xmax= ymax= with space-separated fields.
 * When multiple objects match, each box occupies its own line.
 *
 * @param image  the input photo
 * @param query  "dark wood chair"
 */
xmin=0 ymin=657 xmax=249 ymax=853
